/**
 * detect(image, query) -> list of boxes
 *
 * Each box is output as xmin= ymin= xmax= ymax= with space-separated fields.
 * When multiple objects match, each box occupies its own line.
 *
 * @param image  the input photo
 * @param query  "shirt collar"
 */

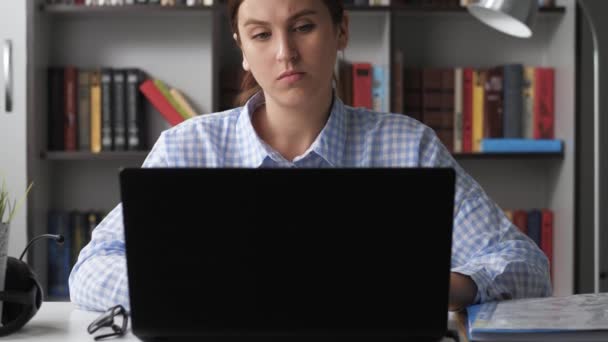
xmin=236 ymin=91 xmax=347 ymax=167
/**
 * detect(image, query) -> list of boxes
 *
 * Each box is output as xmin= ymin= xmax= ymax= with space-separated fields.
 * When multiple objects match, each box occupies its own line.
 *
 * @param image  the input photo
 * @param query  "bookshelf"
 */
xmin=0 ymin=0 xmax=576 ymax=299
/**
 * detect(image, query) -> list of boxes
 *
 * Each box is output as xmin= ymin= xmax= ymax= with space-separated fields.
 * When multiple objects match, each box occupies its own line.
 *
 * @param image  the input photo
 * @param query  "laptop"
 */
xmin=119 ymin=168 xmax=456 ymax=342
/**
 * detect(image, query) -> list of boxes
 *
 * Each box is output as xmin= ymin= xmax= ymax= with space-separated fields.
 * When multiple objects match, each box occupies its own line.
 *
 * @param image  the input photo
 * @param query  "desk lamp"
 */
xmin=466 ymin=0 xmax=601 ymax=293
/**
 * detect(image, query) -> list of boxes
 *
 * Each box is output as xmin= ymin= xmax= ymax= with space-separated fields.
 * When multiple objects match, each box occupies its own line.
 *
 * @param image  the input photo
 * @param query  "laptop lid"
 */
xmin=119 ymin=168 xmax=455 ymax=341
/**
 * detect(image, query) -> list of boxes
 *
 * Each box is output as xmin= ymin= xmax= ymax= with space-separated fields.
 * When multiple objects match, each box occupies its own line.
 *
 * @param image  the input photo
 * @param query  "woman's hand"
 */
xmin=448 ymin=272 xmax=478 ymax=312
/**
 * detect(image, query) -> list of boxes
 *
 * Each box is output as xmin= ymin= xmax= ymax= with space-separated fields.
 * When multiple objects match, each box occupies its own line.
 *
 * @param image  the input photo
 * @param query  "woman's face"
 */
xmin=236 ymin=0 xmax=348 ymax=108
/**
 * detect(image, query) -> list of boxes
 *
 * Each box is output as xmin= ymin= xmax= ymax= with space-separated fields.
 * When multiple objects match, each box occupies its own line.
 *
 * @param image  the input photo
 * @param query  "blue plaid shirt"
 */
xmin=69 ymin=91 xmax=552 ymax=312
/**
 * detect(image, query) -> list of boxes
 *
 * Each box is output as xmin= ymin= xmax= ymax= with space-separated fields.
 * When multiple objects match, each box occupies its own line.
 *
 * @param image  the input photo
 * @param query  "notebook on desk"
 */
xmin=119 ymin=167 xmax=456 ymax=342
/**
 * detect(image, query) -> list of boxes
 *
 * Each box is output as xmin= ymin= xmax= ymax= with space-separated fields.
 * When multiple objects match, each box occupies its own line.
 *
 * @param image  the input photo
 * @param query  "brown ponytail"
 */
xmin=227 ymin=0 xmax=345 ymax=106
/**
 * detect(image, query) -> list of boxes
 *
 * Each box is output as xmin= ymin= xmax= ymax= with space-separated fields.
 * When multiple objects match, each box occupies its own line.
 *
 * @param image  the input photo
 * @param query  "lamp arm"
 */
xmin=578 ymin=0 xmax=601 ymax=294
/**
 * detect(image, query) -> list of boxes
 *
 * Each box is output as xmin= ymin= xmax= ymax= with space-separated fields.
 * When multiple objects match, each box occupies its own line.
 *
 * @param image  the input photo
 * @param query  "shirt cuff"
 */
xmin=451 ymin=265 xmax=494 ymax=305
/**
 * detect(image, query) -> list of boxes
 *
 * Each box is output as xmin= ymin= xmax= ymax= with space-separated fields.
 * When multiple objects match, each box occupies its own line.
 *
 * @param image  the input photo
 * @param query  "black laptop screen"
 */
xmin=120 ymin=168 xmax=455 ymax=339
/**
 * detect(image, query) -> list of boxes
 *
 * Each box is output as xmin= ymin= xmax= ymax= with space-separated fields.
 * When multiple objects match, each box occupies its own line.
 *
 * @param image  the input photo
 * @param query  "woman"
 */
xmin=69 ymin=0 xmax=551 ymax=313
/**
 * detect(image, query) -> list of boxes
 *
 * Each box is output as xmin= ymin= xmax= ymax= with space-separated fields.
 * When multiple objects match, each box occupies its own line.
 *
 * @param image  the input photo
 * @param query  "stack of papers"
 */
xmin=466 ymin=293 xmax=608 ymax=341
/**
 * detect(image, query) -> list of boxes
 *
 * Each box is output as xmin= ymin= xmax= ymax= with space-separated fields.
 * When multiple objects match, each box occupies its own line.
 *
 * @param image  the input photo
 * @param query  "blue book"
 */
xmin=48 ymin=210 xmax=71 ymax=300
xmin=465 ymin=293 xmax=608 ymax=341
xmin=527 ymin=209 xmax=542 ymax=248
xmin=481 ymin=139 xmax=563 ymax=153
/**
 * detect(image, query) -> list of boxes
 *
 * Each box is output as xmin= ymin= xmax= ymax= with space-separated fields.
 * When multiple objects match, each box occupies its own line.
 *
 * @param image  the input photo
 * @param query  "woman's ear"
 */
xmin=242 ymin=56 xmax=250 ymax=71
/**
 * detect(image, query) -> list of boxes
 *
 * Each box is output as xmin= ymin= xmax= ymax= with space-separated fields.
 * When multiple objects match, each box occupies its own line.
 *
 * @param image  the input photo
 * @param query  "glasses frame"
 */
xmin=87 ymin=304 xmax=129 ymax=341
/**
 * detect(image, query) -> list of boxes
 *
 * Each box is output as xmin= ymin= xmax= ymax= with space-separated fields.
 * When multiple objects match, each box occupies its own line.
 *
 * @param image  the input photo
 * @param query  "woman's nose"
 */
xmin=276 ymin=33 xmax=299 ymax=63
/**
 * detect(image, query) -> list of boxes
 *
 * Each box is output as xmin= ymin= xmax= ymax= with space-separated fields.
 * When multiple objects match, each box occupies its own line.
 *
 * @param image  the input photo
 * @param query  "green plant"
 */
xmin=0 ymin=177 xmax=33 ymax=225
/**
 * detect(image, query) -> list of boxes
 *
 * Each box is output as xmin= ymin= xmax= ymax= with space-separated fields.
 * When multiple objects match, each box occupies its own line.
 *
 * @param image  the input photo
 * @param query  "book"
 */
xmin=169 ymin=88 xmax=197 ymax=118
xmin=466 ymin=293 xmax=608 ymax=341
xmin=48 ymin=67 xmax=65 ymax=151
xmin=90 ymin=70 xmax=102 ymax=153
xmin=47 ymin=210 xmax=71 ymax=300
xmin=139 ymin=79 xmax=185 ymax=126
xmin=153 ymin=79 xmax=190 ymax=121
xmin=352 ymin=63 xmax=373 ymax=110
xmin=77 ymin=70 xmax=91 ymax=151
xmin=64 ymin=66 xmax=78 ymax=151
xmin=481 ymin=139 xmax=562 ymax=153
xmin=100 ymin=68 xmax=114 ymax=151
xmin=126 ymin=69 xmax=146 ymax=150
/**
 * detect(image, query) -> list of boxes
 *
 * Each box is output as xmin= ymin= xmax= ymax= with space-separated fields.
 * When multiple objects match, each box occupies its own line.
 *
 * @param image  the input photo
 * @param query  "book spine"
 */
xmin=503 ymin=64 xmax=524 ymax=138
xmin=472 ymin=69 xmax=485 ymax=152
xmin=483 ymin=66 xmax=503 ymax=138
xmin=527 ymin=210 xmax=542 ymax=248
xmin=78 ymin=70 xmax=91 ymax=151
xmin=523 ymin=67 xmax=535 ymax=139
xmin=64 ymin=66 xmax=78 ymax=151
xmin=112 ymin=69 xmax=127 ymax=151
xmin=462 ymin=68 xmax=473 ymax=153
xmin=454 ymin=68 xmax=463 ymax=153
xmin=47 ymin=211 xmax=71 ymax=299
xmin=441 ymin=69 xmax=455 ymax=153
xmin=101 ymin=69 xmax=114 ymax=151
xmin=352 ymin=63 xmax=373 ymax=110
xmin=372 ymin=65 xmax=385 ymax=113
xmin=513 ymin=210 xmax=528 ymax=235
xmin=392 ymin=50 xmax=404 ymax=114
xmin=404 ymin=68 xmax=423 ymax=122
xmin=48 ymin=68 xmax=65 ymax=151
xmin=90 ymin=70 xmax=102 ymax=153
xmin=127 ymin=69 xmax=146 ymax=150
xmin=534 ymin=68 xmax=555 ymax=139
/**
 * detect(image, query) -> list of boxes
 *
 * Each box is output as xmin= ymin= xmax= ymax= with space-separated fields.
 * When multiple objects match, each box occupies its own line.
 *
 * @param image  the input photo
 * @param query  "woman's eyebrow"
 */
xmin=243 ymin=9 xmax=318 ymax=27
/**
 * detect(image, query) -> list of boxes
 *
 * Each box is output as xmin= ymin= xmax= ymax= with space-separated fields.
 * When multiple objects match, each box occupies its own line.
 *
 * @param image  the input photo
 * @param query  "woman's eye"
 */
xmin=295 ymin=24 xmax=315 ymax=33
xmin=253 ymin=32 xmax=271 ymax=40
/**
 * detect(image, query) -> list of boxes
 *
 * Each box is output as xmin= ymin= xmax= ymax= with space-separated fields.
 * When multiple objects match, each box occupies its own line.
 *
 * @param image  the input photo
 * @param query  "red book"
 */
xmin=352 ymin=63 xmax=373 ymax=110
xmin=64 ymin=66 xmax=78 ymax=151
xmin=534 ymin=68 xmax=555 ymax=139
xmin=139 ymin=79 xmax=184 ymax=127
xmin=541 ymin=209 xmax=554 ymax=282
xmin=462 ymin=68 xmax=474 ymax=153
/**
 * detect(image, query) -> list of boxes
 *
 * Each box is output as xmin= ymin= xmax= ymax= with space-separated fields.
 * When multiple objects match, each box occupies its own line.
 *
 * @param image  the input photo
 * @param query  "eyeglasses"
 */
xmin=87 ymin=304 xmax=129 ymax=341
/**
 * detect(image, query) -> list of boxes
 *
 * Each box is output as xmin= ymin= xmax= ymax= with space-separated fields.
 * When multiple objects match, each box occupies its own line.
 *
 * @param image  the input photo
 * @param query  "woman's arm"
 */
xmin=418 ymin=128 xmax=552 ymax=307
xmin=68 ymin=132 xmax=171 ymax=312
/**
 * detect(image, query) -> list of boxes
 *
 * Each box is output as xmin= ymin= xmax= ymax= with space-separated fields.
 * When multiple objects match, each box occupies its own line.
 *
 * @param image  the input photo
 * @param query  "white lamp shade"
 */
xmin=467 ymin=0 xmax=538 ymax=38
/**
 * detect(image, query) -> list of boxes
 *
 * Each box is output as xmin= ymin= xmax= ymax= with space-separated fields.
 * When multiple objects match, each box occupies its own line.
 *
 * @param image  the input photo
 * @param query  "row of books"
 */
xmin=47 ymin=210 xmax=106 ymax=300
xmin=48 ymin=66 xmax=198 ymax=152
xmin=392 ymin=57 xmax=555 ymax=153
xmin=45 ymin=0 xmax=213 ymax=6
xmin=505 ymin=208 xmax=554 ymax=282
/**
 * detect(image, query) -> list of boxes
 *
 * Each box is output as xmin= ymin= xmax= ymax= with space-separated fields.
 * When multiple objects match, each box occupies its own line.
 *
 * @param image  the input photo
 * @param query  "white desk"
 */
xmin=2 ymin=302 xmax=464 ymax=341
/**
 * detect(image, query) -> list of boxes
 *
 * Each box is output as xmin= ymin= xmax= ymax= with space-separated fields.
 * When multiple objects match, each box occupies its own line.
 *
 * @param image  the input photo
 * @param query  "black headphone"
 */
xmin=0 ymin=234 xmax=64 ymax=337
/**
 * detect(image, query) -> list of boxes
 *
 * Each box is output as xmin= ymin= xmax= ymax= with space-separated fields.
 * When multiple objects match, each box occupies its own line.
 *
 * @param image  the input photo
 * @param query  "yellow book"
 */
xmin=169 ymin=88 xmax=197 ymax=118
xmin=504 ymin=210 xmax=513 ymax=222
xmin=153 ymin=79 xmax=190 ymax=121
xmin=523 ymin=66 xmax=536 ymax=139
xmin=472 ymin=69 xmax=485 ymax=153
xmin=90 ymin=70 xmax=102 ymax=154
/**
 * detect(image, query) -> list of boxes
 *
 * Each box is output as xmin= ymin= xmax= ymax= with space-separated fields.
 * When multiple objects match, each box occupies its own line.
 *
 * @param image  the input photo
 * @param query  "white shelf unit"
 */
xmin=3 ymin=0 xmax=576 ymax=298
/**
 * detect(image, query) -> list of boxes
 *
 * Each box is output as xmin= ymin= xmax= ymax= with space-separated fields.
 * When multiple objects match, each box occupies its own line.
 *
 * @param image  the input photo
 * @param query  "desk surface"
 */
xmin=3 ymin=302 xmax=466 ymax=341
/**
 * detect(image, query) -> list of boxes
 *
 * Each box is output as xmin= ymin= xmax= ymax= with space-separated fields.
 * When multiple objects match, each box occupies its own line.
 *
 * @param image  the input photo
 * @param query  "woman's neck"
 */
xmin=253 ymin=89 xmax=334 ymax=162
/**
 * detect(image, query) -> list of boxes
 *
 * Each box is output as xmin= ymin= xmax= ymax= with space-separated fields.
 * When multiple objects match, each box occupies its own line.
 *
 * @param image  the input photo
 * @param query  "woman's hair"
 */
xmin=227 ymin=0 xmax=345 ymax=106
